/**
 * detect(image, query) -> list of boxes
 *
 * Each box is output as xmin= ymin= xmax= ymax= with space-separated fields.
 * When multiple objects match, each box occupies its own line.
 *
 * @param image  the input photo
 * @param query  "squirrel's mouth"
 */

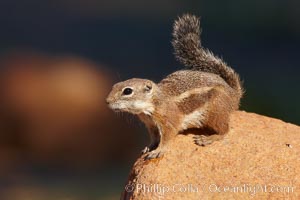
xmin=108 ymin=101 xmax=147 ymax=115
xmin=111 ymin=108 xmax=123 ymax=112
xmin=108 ymin=103 xmax=135 ymax=114
xmin=108 ymin=104 xmax=123 ymax=112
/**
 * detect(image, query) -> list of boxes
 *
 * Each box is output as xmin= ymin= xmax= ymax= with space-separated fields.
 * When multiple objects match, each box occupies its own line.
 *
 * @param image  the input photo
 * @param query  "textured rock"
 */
xmin=121 ymin=111 xmax=300 ymax=200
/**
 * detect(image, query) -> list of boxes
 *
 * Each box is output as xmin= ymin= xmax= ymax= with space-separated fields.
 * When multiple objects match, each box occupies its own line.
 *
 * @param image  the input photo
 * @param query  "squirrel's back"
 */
xmin=172 ymin=14 xmax=243 ymax=99
xmin=159 ymin=70 xmax=231 ymax=97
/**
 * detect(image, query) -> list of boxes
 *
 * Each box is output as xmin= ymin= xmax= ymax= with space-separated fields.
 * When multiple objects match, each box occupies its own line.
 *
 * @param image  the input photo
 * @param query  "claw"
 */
xmin=145 ymin=150 xmax=162 ymax=160
xmin=141 ymin=146 xmax=150 ymax=154
xmin=194 ymin=135 xmax=213 ymax=146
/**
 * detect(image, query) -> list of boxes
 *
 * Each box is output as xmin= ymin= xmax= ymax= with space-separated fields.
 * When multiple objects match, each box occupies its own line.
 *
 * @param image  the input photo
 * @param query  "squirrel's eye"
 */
xmin=122 ymin=88 xmax=133 ymax=95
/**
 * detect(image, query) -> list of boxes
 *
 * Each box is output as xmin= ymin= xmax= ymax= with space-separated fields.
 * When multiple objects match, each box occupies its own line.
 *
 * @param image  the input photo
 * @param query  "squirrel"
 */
xmin=106 ymin=14 xmax=243 ymax=159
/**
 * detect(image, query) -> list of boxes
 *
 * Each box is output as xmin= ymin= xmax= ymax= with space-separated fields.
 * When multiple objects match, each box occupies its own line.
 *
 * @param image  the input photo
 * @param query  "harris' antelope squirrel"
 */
xmin=106 ymin=14 xmax=243 ymax=159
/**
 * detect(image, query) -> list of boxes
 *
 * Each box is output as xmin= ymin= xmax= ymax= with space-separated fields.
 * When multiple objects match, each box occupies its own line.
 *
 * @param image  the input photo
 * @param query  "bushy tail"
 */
xmin=172 ymin=14 xmax=243 ymax=97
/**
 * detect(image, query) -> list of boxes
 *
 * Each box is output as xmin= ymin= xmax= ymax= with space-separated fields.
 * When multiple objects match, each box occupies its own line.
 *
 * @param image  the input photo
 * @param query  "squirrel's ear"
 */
xmin=144 ymin=83 xmax=152 ymax=92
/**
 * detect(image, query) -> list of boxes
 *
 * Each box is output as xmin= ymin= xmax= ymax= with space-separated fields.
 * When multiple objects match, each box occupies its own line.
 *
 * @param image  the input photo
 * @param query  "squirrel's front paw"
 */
xmin=141 ymin=146 xmax=150 ymax=154
xmin=141 ymin=142 xmax=159 ymax=154
xmin=145 ymin=149 xmax=163 ymax=159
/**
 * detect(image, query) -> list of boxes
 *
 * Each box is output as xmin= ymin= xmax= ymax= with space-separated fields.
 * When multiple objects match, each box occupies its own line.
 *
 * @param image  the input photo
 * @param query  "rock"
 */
xmin=121 ymin=111 xmax=300 ymax=200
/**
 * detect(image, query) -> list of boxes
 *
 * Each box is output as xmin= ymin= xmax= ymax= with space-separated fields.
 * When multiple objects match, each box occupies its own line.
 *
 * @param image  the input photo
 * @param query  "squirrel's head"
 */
xmin=106 ymin=78 xmax=156 ymax=115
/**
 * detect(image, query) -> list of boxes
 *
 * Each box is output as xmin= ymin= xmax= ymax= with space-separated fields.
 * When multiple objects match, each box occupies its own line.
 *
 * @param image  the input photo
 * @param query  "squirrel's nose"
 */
xmin=106 ymin=96 xmax=113 ymax=104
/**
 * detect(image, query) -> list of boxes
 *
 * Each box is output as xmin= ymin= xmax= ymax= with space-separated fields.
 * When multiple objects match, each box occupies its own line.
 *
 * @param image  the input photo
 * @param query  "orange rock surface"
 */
xmin=122 ymin=111 xmax=300 ymax=200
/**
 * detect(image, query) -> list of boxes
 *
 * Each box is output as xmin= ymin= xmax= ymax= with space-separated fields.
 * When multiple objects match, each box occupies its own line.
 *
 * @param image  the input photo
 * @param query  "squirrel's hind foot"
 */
xmin=193 ymin=134 xmax=224 ymax=146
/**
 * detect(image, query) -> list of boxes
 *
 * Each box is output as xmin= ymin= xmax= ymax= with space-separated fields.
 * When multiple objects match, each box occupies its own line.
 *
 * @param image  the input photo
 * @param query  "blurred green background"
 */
xmin=0 ymin=0 xmax=299 ymax=199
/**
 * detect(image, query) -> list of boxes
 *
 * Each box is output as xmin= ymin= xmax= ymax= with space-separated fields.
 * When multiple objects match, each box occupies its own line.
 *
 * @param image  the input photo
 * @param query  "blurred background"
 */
xmin=0 ymin=0 xmax=299 ymax=199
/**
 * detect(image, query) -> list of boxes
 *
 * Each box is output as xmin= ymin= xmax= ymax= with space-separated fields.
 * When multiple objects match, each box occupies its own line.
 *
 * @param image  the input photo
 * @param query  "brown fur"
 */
xmin=106 ymin=14 xmax=243 ymax=159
